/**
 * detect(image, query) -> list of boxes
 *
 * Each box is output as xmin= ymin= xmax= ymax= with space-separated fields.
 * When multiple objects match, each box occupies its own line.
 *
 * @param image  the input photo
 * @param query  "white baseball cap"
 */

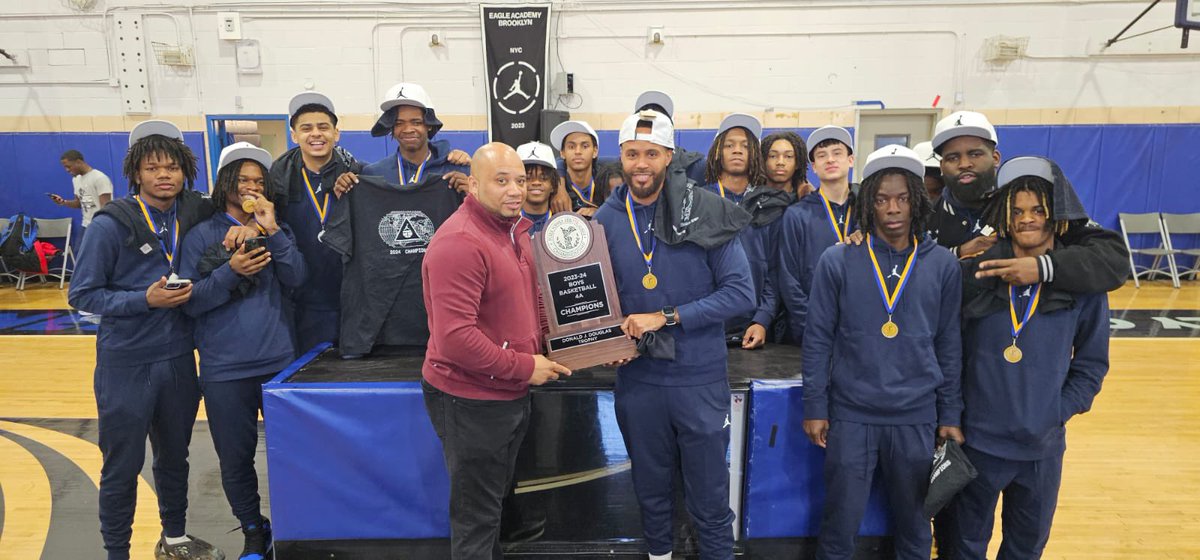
xmin=717 ymin=113 xmax=763 ymax=141
xmin=806 ymin=126 xmax=854 ymax=159
xmin=633 ymin=90 xmax=675 ymax=120
xmin=380 ymin=82 xmax=434 ymax=113
xmin=288 ymin=91 xmax=335 ymax=119
xmin=550 ymin=120 xmax=599 ymax=151
xmin=517 ymin=141 xmax=557 ymax=170
xmin=129 ymin=120 xmax=184 ymax=147
xmin=997 ymin=156 xmax=1054 ymax=188
xmin=913 ymin=141 xmax=941 ymax=169
xmin=619 ymin=110 xmax=675 ymax=150
xmin=932 ymin=111 xmax=998 ymax=154
xmin=862 ymin=144 xmax=925 ymax=180
xmin=217 ymin=142 xmax=273 ymax=173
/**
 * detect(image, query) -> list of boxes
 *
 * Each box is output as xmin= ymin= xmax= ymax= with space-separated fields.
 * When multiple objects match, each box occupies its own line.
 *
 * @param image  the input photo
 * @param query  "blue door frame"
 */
xmin=204 ymin=114 xmax=288 ymax=187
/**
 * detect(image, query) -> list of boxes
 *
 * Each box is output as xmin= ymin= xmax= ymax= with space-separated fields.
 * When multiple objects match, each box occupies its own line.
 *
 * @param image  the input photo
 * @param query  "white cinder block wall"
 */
xmin=0 ymin=0 xmax=1197 ymax=123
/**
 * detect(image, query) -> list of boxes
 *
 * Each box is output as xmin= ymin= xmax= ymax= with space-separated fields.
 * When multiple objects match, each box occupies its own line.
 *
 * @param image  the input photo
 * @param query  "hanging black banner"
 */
xmin=480 ymin=4 xmax=551 ymax=147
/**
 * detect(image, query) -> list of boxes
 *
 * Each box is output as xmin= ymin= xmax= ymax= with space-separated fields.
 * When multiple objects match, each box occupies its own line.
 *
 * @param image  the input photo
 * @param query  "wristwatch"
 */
xmin=662 ymin=306 xmax=678 ymax=326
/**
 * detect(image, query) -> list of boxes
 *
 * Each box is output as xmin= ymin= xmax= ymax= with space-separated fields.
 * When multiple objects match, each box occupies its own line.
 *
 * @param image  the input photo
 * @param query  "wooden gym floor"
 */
xmin=1 ymin=280 xmax=1198 ymax=559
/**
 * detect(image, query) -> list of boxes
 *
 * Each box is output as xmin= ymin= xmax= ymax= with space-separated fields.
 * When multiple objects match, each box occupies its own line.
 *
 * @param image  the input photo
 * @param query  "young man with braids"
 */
xmin=702 ymin=113 xmax=791 ymax=349
xmin=930 ymin=111 xmax=1127 ymax=292
xmin=761 ymin=130 xmax=813 ymax=198
xmin=180 ymin=143 xmax=309 ymax=560
xmin=68 ymin=121 xmax=227 ymax=560
xmin=776 ymin=126 xmax=856 ymax=347
xmin=953 ymin=157 xmax=1109 ymax=560
xmin=802 ymin=145 xmax=963 ymax=560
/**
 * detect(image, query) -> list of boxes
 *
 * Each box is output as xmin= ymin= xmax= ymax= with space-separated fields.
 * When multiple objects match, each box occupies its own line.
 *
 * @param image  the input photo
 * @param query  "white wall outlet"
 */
xmin=218 ymin=12 xmax=242 ymax=41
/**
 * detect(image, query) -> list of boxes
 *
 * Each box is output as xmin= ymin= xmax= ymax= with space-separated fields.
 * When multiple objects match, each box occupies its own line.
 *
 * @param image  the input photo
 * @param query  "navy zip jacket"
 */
xmin=802 ymin=235 xmax=963 ymax=426
xmin=270 ymin=146 xmax=358 ymax=311
xmin=960 ymin=243 xmax=1109 ymax=460
xmin=361 ymin=139 xmax=467 ymax=188
xmin=777 ymin=191 xmax=854 ymax=344
xmin=594 ymin=185 xmax=755 ymax=386
xmin=702 ymin=183 xmax=786 ymax=333
xmin=68 ymin=193 xmax=214 ymax=368
xmin=179 ymin=215 xmax=308 ymax=382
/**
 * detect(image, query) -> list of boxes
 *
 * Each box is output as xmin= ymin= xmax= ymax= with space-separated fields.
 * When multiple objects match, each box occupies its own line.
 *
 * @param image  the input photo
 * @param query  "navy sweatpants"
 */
xmin=953 ymin=446 xmax=1063 ymax=560
xmin=615 ymin=376 xmax=734 ymax=560
xmin=200 ymin=373 xmax=275 ymax=527
xmin=818 ymin=421 xmax=936 ymax=560
xmin=94 ymin=354 xmax=201 ymax=560
xmin=293 ymin=304 xmax=338 ymax=356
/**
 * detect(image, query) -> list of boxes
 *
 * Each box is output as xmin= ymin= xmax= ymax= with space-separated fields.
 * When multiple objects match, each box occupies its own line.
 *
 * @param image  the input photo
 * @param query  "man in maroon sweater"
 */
xmin=421 ymin=142 xmax=572 ymax=559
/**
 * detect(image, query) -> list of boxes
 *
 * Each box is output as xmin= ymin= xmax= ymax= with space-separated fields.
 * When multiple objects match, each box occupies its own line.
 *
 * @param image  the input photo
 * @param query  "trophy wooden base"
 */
xmin=546 ymin=323 xmax=640 ymax=371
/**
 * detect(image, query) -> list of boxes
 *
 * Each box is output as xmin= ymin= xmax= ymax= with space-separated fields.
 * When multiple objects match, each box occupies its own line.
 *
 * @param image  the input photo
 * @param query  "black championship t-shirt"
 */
xmin=321 ymin=175 xmax=463 ymax=355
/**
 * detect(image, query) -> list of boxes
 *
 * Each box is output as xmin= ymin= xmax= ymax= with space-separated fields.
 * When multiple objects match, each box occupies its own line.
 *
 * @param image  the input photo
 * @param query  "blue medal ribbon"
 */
xmin=866 ymin=234 xmax=918 ymax=319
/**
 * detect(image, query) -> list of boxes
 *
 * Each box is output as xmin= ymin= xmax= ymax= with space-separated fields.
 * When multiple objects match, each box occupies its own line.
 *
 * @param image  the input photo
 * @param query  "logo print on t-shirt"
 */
xmin=378 ymin=210 xmax=435 ymax=250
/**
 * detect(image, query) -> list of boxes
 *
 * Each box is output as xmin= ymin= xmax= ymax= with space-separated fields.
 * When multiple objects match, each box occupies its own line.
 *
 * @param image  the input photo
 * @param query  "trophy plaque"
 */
xmin=532 ymin=213 xmax=639 ymax=370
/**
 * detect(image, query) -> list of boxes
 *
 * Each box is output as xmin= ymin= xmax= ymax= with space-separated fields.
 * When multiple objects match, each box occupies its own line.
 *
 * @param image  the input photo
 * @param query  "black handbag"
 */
xmin=924 ymin=439 xmax=978 ymax=518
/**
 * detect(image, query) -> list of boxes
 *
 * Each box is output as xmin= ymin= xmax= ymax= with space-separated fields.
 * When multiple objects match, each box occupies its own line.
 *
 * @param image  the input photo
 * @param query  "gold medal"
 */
xmin=1006 ymin=284 xmax=1040 ymax=366
xmin=881 ymin=320 xmax=899 ymax=339
xmin=867 ymin=234 xmax=917 ymax=342
xmin=626 ymin=191 xmax=658 ymax=292
xmin=1004 ymin=344 xmax=1023 ymax=364
xmin=241 ymin=198 xmax=257 ymax=213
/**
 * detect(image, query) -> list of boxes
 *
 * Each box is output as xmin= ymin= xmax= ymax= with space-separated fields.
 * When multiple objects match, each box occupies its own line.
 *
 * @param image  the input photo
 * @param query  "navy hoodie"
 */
xmin=702 ymin=183 xmax=782 ymax=332
xmin=361 ymin=139 xmax=466 ymax=188
xmin=68 ymin=193 xmax=213 ymax=368
xmin=777 ymin=190 xmax=854 ymax=344
xmin=593 ymin=185 xmax=755 ymax=386
xmin=802 ymin=234 xmax=963 ymax=426
xmin=961 ymin=247 xmax=1110 ymax=460
xmin=179 ymin=214 xmax=308 ymax=382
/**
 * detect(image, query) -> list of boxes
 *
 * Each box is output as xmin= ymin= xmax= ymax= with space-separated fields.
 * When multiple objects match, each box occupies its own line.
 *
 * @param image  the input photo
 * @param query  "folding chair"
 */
xmin=16 ymin=217 xmax=75 ymax=290
xmin=1118 ymin=212 xmax=1180 ymax=288
xmin=0 ymin=217 xmax=16 ymax=283
xmin=1161 ymin=212 xmax=1200 ymax=282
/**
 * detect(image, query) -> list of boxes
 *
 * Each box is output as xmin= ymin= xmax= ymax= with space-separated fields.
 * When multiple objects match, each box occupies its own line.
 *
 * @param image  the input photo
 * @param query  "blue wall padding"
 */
xmin=742 ymin=380 xmax=892 ymax=538
xmin=0 ymin=131 xmax=207 ymax=252
xmin=262 ymin=380 xmax=451 ymax=540
xmin=4 ymin=125 xmax=1198 ymax=260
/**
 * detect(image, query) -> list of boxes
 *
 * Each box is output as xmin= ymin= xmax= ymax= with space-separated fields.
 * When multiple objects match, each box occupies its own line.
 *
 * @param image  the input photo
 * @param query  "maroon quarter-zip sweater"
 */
xmin=421 ymin=194 xmax=542 ymax=400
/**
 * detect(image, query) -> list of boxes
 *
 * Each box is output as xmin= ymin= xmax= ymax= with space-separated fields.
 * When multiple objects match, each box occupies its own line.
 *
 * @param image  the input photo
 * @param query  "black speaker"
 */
xmin=539 ymin=109 xmax=570 ymax=155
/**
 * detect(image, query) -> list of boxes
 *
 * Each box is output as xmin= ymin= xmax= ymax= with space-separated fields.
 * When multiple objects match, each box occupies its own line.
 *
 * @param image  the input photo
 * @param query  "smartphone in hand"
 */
xmin=164 ymin=278 xmax=192 ymax=290
xmin=242 ymin=236 xmax=268 ymax=253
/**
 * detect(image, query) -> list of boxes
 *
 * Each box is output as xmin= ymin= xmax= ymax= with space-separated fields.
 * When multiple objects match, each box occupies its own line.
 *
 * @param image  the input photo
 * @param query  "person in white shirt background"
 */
xmin=54 ymin=149 xmax=115 ymax=318
xmin=54 ymin=149 xmax=114 ymax=228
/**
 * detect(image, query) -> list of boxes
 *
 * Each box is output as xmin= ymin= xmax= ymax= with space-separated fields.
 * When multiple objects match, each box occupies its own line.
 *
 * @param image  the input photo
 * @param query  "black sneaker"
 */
xmin=239 ymin=518 xmax=273 ymax=560
xmin=154 ymin=535 xmax=225 ymax=560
